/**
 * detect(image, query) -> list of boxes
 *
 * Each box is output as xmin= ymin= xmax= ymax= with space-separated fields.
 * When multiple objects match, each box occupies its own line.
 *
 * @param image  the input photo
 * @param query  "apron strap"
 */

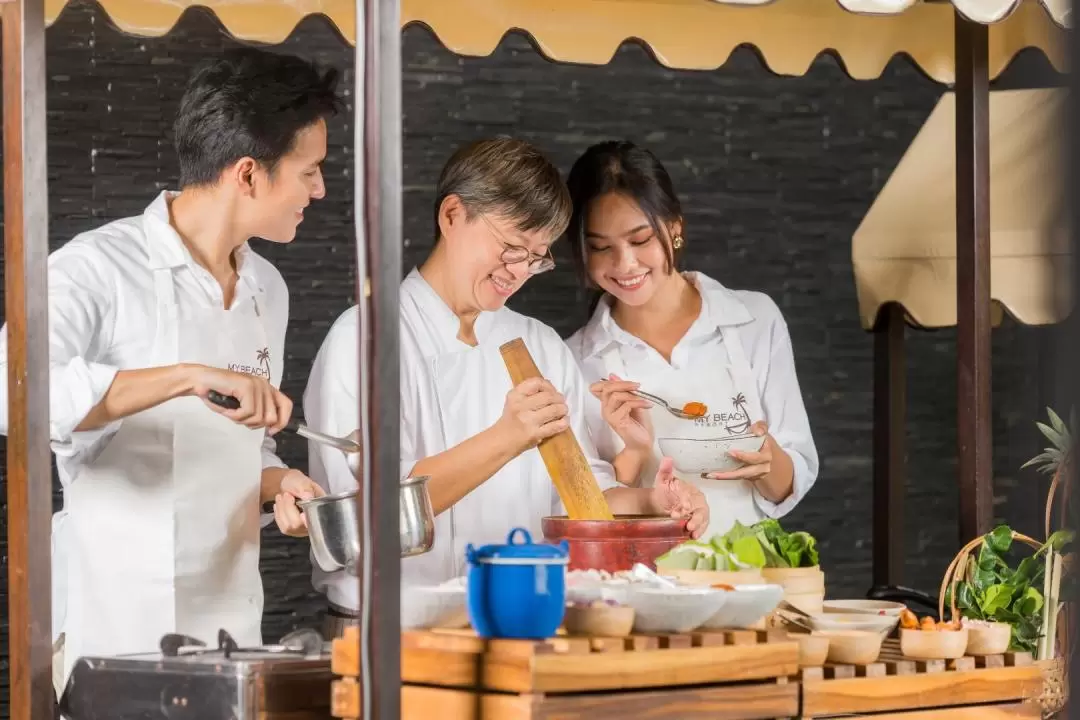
xmin=719 ymin=324 xmax=765 ymax=424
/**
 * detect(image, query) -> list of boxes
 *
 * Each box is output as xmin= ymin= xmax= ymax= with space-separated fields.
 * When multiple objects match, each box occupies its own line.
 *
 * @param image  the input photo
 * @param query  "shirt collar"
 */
xmin=142 ymin=190 xmax=262 ymax=295
xmin=404 ymin=267 xmax=497 ymax=345
xmin=577 ymin=272 xmax=754 ymax=360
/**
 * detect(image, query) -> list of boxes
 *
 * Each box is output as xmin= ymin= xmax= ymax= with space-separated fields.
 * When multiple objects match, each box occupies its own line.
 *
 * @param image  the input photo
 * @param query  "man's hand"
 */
xmin=649 ymin=457 xmax=710 ymax=538
xmin=191 ymin=365 xmax=292 ymax=433
xmin=273 ymin=469 xmax=326 ymax=537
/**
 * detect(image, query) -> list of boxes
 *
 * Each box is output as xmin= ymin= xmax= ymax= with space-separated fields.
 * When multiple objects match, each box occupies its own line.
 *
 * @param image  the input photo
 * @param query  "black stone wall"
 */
xmin=0 ymin=2 xmax=1065 ymax=714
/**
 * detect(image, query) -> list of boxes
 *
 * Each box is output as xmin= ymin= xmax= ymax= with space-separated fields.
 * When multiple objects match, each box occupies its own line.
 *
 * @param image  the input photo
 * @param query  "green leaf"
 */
xmin=1016 ymin=586 xmax=1044 ymax=616
xmin=1047 ymin=407 xmax=1068 ymax=436
xmin=985 ymin=525 xmax=1013 ymax=554
xmin=729 ymin=535 xmax=767 ymax=568
xmin=980 ymin=584 xmax=1012 ymax=615
xmin=1037 ymin=422 xmax=1067 ymax=451
xmin=1045 ymin=530 xmax=1075 ymax=553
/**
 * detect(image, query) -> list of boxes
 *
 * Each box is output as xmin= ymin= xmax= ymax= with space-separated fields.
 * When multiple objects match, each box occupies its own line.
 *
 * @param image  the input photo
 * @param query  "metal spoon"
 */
xmin=631 ymin=389 xmax=700 ymax=420
xmin=207 ymin=390 xmax=362 ymax=455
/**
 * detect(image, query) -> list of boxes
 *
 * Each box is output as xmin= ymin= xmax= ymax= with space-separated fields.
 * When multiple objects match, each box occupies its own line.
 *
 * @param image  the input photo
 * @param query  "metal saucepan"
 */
xmin=299 ymin=475 xmax=436 ymax=573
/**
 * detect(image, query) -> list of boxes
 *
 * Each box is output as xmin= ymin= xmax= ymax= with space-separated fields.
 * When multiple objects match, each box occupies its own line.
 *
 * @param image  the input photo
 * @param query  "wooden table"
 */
xmin=329 ymin=629 xmax=1046 ymax=719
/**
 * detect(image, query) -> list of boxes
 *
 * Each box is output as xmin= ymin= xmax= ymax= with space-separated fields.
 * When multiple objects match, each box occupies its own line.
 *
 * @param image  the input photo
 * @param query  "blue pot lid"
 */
xmin=470 ymin=528 xmax=568 ymax=562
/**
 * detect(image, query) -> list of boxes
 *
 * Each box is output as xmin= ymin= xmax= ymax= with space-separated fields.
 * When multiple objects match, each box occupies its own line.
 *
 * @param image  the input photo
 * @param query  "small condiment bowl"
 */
xmin=808 ymin=612 xmax=899 ymax=636
xmin=817 ymin=630 xmax=884 ymax=664
xmin=623 ymin=586 xmax=728 ymax=634
xmin=823 ymin=599 xmax=907 ymax=617
xmin=564 ymin=603 xmax=635 ymax=637
xmin=964 ymin=622 xmax=1011 ymax=656
xmin=787 ymin=631 xmax=830 ymax=667
xmin=900 ymin=627 xmax=970 ymax=660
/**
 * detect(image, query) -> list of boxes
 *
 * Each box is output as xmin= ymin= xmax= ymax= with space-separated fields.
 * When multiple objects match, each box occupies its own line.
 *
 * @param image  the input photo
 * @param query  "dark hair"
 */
xmin=433 ymin=137 xmax=572 ymax=243
xmin=174 ymin=48 xmax=344 ymax=187
xmin=565 ymin=141 xmax=684 ymax=284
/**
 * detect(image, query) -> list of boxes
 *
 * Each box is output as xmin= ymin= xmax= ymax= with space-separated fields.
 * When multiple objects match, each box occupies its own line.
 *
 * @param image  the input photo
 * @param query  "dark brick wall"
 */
xmin=0 ymin=2 xmax=1065 ymax=714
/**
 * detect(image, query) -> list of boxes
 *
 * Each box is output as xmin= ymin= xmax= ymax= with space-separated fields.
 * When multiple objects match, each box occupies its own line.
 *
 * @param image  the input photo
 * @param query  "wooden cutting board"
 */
xmin=499 ymin=337 xmax=613 ymax=521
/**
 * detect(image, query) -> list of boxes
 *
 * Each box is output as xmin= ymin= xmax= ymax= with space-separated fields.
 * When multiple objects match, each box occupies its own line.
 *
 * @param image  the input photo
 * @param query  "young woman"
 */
xmin=565 ymin=141 xmax=819 ymax=538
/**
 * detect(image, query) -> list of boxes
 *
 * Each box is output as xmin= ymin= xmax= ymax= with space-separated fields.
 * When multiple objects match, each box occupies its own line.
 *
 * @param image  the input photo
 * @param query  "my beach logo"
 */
xmin=229 ymin=347 xmax=271 ymax=379
xmin=693 ymin=393 xmax=751 ymax=435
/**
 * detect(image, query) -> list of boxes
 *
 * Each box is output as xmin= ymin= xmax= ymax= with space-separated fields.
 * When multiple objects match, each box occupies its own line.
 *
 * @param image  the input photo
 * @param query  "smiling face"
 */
xmin=438 ymin=194 xmax=554 ymax=312
xmin=238 ymin=119 xmax=329 ymax=244
xmin=584 ymin=191 xmax=682 ymax=307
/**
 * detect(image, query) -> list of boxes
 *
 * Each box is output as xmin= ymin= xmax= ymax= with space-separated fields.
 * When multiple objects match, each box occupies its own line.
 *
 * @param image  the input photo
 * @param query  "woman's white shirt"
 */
xmin=566 ymin=272 xmax=818 ymax=528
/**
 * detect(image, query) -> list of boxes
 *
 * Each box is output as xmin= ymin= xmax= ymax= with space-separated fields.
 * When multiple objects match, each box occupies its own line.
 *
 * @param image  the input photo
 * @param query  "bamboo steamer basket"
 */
xmin=763 ymin=565 xmax=825 ymax=615
xmin=939 ymin=530 xmax=1065 ymax=719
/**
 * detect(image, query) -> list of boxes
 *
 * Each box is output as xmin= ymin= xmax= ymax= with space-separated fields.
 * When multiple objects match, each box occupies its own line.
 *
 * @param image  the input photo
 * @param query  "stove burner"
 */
xmin=158 ymin=627 xmax=324 ymax=659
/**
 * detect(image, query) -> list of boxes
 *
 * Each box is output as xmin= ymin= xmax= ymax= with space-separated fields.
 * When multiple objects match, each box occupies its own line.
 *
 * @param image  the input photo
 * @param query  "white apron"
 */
xmin=54 ymin=262 xmax=267 ymax=685
xmin=599 ymin=324 xmax=764 ymax=537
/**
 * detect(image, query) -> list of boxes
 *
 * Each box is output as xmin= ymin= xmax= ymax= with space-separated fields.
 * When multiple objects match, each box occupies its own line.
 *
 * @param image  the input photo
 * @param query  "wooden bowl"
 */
xmin=787 ymin=632 xmax=830 ymax=667
xmin=563 ymin=604 xmax=635 ymax=637
xmin=817 ymin=630 xmax=884 ymax=665
xmin=900 ymin=628 xmax=970 ymax=660
xmin=965 ymin=622 xmax=1011 ymax=656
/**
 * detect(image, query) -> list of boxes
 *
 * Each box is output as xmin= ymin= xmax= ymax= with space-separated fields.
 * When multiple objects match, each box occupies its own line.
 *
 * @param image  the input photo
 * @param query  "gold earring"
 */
xmin=673 ymin=235 xmax=684 ymax=249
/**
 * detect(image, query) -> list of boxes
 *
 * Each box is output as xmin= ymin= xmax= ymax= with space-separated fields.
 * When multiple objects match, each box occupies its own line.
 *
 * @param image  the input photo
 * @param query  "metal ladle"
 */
xmin=207 ymin=390 xmax=362 ymax=454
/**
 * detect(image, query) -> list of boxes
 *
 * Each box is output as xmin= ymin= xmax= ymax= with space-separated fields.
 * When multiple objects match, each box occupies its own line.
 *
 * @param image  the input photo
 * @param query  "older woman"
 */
xmin=303 ymin=137 xmax=710 ymax=637
xmin=565 ymin=141 xmax=819 ymax=538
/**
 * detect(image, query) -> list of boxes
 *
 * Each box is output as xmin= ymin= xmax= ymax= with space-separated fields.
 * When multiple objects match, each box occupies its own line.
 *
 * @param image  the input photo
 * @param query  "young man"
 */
xmin=0 ymin=48 xmax=340 ymax=693
xmin=304 ymin=137 xmax=710 ymax=638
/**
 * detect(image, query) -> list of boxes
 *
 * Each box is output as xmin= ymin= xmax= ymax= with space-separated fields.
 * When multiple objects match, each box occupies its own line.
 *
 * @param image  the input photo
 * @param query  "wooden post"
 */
xmin=2 ymin=0 xmax=53 ymax=717
xmin=954 ymin=14 xmax=994 ymax=542
xmin=872 ymin=303 xmax=906 ymax=588
xmin=356 ymin=0 xmax=402 ymax=718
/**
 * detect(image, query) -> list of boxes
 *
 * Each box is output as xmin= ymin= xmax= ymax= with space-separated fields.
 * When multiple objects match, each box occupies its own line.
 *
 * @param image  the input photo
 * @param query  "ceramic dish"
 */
xmin=807 ymin=612 xmax=899 ymax=636
xmin=401 ymin=584 xmax=469 ymax=630
xmin=658 ymin=435 xmax=767 ymax=474
xmin=900 ymin=627 xmax=970 ymax=660
xmin=964 ymin=621 xmax=1012 ymax=656
xmin=817 ymin=630 xmax=884 ymax=664
xmin=564 ymin=603 xmax=635 ymax=637
xmin=622 ymin=586 xmax=728 ymax=634
xmin=702 ymin=584 xmax=784 ymax=629
xmin=787 ymin=632 xmax=830 ymax=667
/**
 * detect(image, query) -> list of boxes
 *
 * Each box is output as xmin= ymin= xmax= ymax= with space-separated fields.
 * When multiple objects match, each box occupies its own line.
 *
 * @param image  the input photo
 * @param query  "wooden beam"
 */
xmin=954 ymin=14 xmax=993 ymax=543
xmin=873 ymin=302 xmax=906 ymax=588
xmin=356 ymin=0 xmax=402 ymax=718
xmin=2 ymin=0 xmax=53 ymax=717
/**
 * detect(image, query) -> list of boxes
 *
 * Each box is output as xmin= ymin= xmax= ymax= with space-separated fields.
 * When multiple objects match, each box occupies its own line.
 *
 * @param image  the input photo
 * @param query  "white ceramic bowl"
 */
xmin=823 ymin=599 xmax=907 ymax=617
xmin=401 ymin=585 xmax=469 ymax=630
xmin=658 ymin=436 xmax=767 ymax=474
xmin=622 ymin=586 xmax=728 ymax=634
xmin=703 ymin=584 xmax=784 ymax=629
xmin=808 ymin=612 xmax=899 ymax=636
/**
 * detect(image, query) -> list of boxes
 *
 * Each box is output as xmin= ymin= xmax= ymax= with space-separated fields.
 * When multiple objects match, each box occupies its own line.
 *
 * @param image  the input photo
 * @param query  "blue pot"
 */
xmin=465 ymin=528 xmax=569 ymax=639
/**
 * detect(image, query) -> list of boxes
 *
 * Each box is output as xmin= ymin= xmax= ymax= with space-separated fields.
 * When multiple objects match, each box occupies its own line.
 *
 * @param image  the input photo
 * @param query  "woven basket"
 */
xmin=938 ymin=530 xmax=1065 ymax=719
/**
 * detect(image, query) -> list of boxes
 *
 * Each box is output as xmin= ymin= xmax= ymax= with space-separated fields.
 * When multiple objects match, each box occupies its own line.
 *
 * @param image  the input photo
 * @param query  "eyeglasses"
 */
xmin=478 ymin=213 xmax=556 ymax=275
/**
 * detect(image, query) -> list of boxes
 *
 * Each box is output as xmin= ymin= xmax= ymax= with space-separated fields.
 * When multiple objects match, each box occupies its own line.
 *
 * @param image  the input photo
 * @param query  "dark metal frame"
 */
xmin=0 ymin=3 xmax=1012 ymax=719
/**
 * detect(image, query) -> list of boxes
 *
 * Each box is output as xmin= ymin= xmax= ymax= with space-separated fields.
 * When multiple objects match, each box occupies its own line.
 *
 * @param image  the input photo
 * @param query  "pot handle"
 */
xmin=507 ymin=527 xmax=533 ymax=545
xmin=261 ymin=500 xmax=306 ymax=514
xmin=465 ymin=544 xmax=477 ymax=565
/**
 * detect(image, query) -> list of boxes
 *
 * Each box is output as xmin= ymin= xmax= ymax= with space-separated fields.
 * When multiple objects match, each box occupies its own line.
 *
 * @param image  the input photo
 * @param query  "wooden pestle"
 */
xmin=499 ymin=337 xmax=614 ymax=521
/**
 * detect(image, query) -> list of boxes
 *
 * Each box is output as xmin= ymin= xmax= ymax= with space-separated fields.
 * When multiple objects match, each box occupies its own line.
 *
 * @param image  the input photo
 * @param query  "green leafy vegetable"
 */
xmin=657 ymin=519 xmax=820 ymax=573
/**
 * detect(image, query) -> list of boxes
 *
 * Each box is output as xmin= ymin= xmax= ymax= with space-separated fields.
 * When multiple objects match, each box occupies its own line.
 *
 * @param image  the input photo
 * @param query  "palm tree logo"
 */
xmin=257 ymin=347 xmax=271 ymax=377
xmin=725 ymin=393 xmax=751 ymax=435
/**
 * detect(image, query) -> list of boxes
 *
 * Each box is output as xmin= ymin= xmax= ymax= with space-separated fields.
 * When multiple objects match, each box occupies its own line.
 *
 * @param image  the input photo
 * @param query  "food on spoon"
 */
xmin=682 ymin=401 xmax=708 ymax=418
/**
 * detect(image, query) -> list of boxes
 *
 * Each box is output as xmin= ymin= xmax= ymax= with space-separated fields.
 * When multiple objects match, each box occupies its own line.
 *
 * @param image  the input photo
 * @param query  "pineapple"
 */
xmin=1023 ymin=407 xmax=1075 ymax=480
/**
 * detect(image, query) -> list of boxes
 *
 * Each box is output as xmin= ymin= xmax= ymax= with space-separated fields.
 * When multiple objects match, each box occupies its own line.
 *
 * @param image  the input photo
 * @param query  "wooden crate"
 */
xmin=332 ymin=627 xmax=800 ymax=719
xmin=800 ymin=638 xmax=1044 ymax=717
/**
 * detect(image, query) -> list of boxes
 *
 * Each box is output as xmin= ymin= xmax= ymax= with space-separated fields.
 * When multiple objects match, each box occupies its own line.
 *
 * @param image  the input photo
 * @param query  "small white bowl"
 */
xmin=808 ymin=612 xmax=899 ymax=636
xmin=658 ymin=435 xmax=767 ymax=475
xmin=623 ymin=586 xmax=728 ymax=634
xmin=401 ymin=585 xmax=468 ymax=630
xmin=823 ymin=599 xmax=907 ymax=617
xmin=703 ymin=584 xmax=784 ymax=629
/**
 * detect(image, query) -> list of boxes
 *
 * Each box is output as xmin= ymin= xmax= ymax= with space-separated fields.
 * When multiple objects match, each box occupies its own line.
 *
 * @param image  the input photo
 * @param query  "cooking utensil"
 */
xmin=207 ymin=390 xmax=361 ymax=455
xmin=500 ymin=338 xmax=614 ymax=521
xmin=630 ymin=389 xmax=699 ymax=420
xmin=299 ymin=475 xmax=435 ymax=573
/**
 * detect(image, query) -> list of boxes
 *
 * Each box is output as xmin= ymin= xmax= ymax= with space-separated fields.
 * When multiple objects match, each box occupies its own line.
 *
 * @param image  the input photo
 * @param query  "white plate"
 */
xmin=401 ymin=585 xmax=469 ymax=630
xmin=622 ymin=586 xmax=728 ymax=634
xmin=807 ymin=612 xmax=899 ymax=635
xmin=658 ymin=435 xmax=767 ymax=474
xmin=823 ymin=599 xmax=907 ymax=617
xmin=702 ymin=584 xmax=784 ymax=629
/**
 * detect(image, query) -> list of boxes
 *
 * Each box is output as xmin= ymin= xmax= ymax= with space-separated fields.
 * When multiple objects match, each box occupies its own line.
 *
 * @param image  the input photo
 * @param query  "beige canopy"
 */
xmin=46 ymin=0 xmax=1066 ymax=81
xmin=853 ymin=87 xmax=1070 ymax=330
